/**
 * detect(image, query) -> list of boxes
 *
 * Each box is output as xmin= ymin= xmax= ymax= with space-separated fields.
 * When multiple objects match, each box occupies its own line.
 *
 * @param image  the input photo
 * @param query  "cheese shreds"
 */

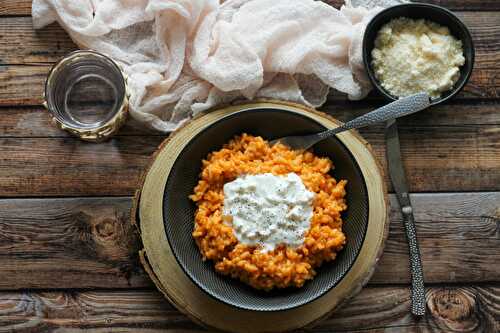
xmin=371 ymin=17 xmax=465 ymax=99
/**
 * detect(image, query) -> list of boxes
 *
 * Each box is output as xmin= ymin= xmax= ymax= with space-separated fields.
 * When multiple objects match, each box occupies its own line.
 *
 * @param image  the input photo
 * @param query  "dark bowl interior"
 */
xmin=363 ymin=3 xmax=475 ymax=106
xmin=162 ymin=108 xmax=369 ymax=311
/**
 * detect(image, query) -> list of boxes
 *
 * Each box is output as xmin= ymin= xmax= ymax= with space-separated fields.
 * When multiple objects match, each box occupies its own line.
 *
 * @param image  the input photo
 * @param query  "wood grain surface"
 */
xmin=0 ymin=197 xmax=149 ymax=290
xmin=0 ymin=1 xmax=32 ymax=16
xmin=0 ymin=286 xmax=497 ymax=332
xmin=2 ymin=11 xmax=499 ymax=66
xmin=0 ymin=0 xmax=499 ymax=332
xmin=1 ymin=101 xmax=499 ymax=138
xmin=0 ymin=18 xmax=77 ymax=64
xmin=2 ymin=64 xmax=499 ymax=106
xmin=0 ymin=136 xmax=164 ymax=197
xmin=0 ymin=107 xmax=153 ymax=137
xmin=0 ymin=123 xmax=498 ymax=196
xmin=0 ymin=101 xmax=499 ymax=196
xmin=0 ymin=12 xmax=499 ymax=104
xmin=0 ymin=193 xmax=498 ymax=290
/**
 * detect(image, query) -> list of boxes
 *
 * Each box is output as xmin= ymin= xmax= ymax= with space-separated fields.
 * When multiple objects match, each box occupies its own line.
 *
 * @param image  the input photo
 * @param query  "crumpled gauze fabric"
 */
xmin=32 ymin=0 xmax=389 ymax=132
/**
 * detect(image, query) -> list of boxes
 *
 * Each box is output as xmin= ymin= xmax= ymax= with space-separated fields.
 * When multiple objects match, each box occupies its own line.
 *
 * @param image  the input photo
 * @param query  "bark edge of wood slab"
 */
xmin=132 ymin=100 xmax=390 ymax=332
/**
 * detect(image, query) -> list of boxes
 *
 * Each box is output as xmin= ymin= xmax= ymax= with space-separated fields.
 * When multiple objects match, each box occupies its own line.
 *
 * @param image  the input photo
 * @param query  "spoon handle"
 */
xmin=319 ymin=93 xmax=430 ymax=139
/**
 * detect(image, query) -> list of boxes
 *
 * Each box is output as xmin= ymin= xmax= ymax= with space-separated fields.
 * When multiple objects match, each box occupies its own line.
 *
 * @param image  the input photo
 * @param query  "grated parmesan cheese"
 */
xmin=371 ymin=17 xmax=465 ymax=99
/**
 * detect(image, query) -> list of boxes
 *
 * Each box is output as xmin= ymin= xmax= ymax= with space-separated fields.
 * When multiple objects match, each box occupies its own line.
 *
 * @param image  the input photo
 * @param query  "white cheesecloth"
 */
xmin=32 ymin=0 xmax=406 ymax=132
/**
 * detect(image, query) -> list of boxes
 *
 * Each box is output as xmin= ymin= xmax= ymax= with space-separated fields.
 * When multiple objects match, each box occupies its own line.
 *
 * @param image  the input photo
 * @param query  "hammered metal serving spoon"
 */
xmin=270 ymin=92 xmax=430 ymax=150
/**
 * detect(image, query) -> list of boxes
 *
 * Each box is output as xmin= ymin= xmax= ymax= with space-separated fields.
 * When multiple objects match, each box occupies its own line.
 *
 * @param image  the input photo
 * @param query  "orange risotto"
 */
xmin=190 ymin=134 xmax=347 ymax=290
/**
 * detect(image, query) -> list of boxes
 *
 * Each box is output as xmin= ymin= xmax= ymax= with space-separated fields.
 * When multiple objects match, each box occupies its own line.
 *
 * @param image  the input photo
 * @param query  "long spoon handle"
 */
xmin=319 ymin=93 xmax=430 ymax=139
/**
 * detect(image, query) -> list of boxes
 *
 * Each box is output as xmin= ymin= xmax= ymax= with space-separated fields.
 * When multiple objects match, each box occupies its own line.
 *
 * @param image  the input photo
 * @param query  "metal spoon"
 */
xmin=270 ymin=92 xmax=430 ymax=150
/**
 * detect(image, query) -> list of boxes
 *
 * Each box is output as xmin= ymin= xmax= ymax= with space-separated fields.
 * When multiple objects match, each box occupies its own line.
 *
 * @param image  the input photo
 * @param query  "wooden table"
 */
xmin=0 ymin=1 xmax=498 ymax=332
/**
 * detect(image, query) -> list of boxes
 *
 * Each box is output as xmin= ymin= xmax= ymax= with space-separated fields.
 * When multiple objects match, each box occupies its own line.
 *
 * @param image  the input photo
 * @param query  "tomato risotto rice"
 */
xmin=190 ymin=134 xmax=347 ymax=290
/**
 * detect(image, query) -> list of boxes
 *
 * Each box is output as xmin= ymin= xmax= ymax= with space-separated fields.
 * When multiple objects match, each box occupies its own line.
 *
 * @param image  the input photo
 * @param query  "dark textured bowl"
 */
xmin=161 ymin=107 xmax=369 ymax=311
xmin=363 ymin=3 xmax=475 ymax=105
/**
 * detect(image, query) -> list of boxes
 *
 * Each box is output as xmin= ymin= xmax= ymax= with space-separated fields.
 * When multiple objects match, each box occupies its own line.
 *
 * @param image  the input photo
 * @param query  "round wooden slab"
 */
xmin=132 ymin=101 xmax=389 ymax=333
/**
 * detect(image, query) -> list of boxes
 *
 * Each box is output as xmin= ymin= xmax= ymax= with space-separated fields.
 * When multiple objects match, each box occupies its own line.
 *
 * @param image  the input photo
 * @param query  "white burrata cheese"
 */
xmin=222 ymin=173 xmax=315 ymax=252
xmin=371 ymin=17 xmax=465 ymax=99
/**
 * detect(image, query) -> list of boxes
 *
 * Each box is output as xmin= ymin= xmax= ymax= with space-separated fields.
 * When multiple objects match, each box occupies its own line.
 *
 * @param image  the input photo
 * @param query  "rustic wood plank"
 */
xmin=325 ymin=100 xmax=500 ymax=126
xmin=0 ymin=106 xmax=156 ymax=137
xmin=0 ymin=0 xmax=31 ymax=16
xmin=0 ymin=193 xmax=498 ymax=289
xmin=0 ymin=11 xmax=499 ymax=104
xmin=0 ymin=286 xmax=497 ymax=332
xmin=320 ymin=286 xmax=500 ymax=333
xmin=0 ymin=20 xmax=77 ymax=64
xmin=373 ymin=192 xmax=500 ymax=284
xmin=0 ymin=136 xmax=164 ymax=197
xmin=0 ymin=123 xmax=499 ymax=196
xmin=0 ymin=65 xmax=48 ymax=106
xmin=366 ymin=124 xmax=500 ymax=193
xmin=0 ymin=197 xmax=150 ymax=289
xmin=1 ymin=102 xmax=498 ymax=138
xmin=1 ymin=12 xmax=499 ymax=65
xmin=2 ymin=0 xmax=500 ymax=16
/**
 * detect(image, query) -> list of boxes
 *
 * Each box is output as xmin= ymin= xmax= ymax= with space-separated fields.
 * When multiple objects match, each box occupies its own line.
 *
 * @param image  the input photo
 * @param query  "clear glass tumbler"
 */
xmin=44 ymin=50 xmax=128 ymax=142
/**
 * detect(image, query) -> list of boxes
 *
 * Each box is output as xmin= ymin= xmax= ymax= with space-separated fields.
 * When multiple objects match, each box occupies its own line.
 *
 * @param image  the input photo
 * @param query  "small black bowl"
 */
xmin=363 ymin=3 xmax=475 ymax=105
xmin=162 ymin=107 xmax=370 ymax=311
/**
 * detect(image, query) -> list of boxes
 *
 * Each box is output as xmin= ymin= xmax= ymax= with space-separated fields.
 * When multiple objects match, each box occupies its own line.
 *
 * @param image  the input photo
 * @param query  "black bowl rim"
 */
xmin=362 ymin=3 xmax=475 ymax=106
xmin=162 ymin=107 xmax=369 ymax=312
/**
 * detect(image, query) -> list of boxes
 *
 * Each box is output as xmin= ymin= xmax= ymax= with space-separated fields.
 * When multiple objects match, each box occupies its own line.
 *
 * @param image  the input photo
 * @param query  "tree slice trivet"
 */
xmin=132 ymin=101 xmax=389 ymax=333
